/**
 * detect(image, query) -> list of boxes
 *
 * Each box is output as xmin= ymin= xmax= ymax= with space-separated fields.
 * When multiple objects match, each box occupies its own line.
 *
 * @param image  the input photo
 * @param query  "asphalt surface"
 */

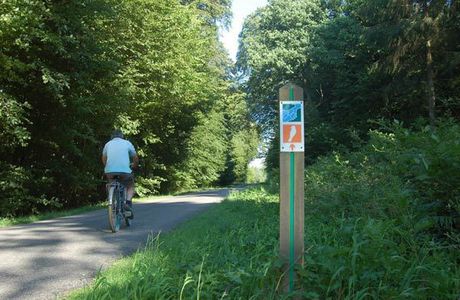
xmin=0 ymin=189 xmax=231 ymax=300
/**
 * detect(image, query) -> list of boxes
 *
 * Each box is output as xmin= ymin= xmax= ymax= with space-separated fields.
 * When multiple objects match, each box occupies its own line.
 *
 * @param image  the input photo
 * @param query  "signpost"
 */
xmin=279 ymin=83 xmax=305 ymax=293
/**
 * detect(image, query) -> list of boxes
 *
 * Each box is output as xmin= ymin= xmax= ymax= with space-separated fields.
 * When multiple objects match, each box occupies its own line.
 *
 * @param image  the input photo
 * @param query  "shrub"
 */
xmin=298 ymin=120 xmax=460 ymax=298
xmin=367 ymin=120 xmax=460 ymax=235
xmin=0 ymin=164 xmax=61 ymax=217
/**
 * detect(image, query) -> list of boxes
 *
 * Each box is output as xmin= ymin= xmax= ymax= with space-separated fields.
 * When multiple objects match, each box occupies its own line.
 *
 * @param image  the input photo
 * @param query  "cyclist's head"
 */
xmin=111 ymin=129 xmax=124 ymax=139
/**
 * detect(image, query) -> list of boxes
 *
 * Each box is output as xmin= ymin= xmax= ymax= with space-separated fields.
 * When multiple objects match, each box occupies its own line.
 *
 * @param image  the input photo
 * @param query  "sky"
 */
xmin=220 ymin=0 xmax=268 ymax=168
xmin=220 ymin=0 xmax=268 ymax=62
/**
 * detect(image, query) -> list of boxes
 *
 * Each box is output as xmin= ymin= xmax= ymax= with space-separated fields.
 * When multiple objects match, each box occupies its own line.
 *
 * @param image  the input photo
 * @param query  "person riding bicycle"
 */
xmin=102 ymin=129 xmax=139 ymax=217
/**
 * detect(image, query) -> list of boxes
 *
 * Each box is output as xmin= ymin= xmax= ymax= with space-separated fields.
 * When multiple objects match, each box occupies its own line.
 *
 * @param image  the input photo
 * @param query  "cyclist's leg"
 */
xmin=106 ymin=173 xmax=126 ymax=207
xmin=119 ymin=175 xmax=134 ymax=219
xmin=122 ymin=174 xmax=135 ymax=204
xmin=126 ymin=185 xmax=134 ymax=203
xmin=117 ymin=174 xmax=134 ymax=213
xmin=105 ymin=174 xmax=115 ymax=192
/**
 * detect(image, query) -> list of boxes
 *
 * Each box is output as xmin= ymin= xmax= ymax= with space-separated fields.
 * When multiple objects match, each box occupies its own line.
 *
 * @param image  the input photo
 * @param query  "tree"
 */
xmin=346 ymin=0 xmax=459 ymax=127
xmin=181 ymin=0 xmax=232 ymax=27
xmin=238 ymin=0 xmax=460 ymax=171
xmin=238 ymin=0 xmax=326 ymax=129
xmin=0 ymin=0 xmax=251 ymax=216
xmin=224 ymin=88 xmax=260 ymax=183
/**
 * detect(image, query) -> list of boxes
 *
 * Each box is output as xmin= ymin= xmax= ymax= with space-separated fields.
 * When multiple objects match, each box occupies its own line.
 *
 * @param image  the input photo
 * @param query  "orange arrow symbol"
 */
xmin=290 ymin=144 xmax=295 ymax=151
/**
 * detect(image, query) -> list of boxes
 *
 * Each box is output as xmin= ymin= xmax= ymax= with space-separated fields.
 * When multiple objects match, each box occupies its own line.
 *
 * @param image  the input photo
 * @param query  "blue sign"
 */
xmin=282 ymin=103 xmax=302 ymax=123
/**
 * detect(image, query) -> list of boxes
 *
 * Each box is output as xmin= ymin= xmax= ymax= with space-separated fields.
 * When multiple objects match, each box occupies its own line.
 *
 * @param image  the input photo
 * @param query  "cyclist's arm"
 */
xmin=102 ymin=143 xmax=108 ymax=166
xmin=131 ymin=154 xmax=139 ymax=169
xmin=128 ymin=141 xmax=138 ymax=169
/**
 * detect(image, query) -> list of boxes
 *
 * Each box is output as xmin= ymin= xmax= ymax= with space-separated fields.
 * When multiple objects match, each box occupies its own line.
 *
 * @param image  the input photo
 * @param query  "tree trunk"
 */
xmin=426 ymin=39 xmax=436 ymax=129
xmin=424 ymin=2 xmax=436 ymax=129
xmin=302 ymin=79 xmax=312 ymax=103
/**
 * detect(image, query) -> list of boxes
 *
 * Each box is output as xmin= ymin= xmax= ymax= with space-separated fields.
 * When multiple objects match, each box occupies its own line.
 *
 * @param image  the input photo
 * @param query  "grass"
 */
xmin=67 ymin=185 xmax=460 ymax=299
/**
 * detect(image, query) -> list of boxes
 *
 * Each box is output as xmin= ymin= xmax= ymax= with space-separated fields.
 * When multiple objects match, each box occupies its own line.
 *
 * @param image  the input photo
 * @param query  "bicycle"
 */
xmin=107 ymin=175 xmax=132 ymax=232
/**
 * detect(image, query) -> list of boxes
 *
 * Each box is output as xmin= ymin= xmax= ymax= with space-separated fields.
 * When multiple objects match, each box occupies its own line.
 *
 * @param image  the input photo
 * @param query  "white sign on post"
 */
xmin=280 ymin=101 xmax=304 ymax=152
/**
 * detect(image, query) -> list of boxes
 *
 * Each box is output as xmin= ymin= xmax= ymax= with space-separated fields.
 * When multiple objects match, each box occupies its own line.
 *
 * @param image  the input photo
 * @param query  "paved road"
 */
xmin=0 ymin=189 xmax=231 ymax=300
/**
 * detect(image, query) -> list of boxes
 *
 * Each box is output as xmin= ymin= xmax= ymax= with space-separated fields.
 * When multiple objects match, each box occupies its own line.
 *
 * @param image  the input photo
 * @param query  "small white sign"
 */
xmin=280 ymin=101 xmax=304 ymax=152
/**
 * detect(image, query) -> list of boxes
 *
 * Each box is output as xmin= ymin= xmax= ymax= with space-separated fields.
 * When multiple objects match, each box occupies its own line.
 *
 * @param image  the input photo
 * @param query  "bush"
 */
xmin=246 ymin=166 xmax=267 ymax=184
xmin=298 ymin=120 xmax=460 ymax=298
xmin=135 ymin=176 xmax=165 ymax=197
xmin=0 ymin=164 xmax=61 ymax=217
xmin=367 ymin=120 xmax=460 ymax=234
xmin=302 ymin=119 xmax=460 ymax=235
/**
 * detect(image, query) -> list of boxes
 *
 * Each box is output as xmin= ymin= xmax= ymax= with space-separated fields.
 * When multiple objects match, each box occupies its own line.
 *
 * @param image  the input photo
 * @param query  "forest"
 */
xmin=0 ymin=0 xmax=258 ymax=217
xmin=238 ymin=0 xmax=459 ymax=163
xmin=1 ymin=0 xmax=460 ymax=245
xmin=237 ymin=0 xmax=459 ymax=240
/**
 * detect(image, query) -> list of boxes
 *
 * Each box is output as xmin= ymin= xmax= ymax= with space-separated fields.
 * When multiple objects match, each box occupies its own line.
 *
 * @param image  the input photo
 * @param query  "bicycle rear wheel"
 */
xmin=108 ymin=186 xmax=120 ymax=232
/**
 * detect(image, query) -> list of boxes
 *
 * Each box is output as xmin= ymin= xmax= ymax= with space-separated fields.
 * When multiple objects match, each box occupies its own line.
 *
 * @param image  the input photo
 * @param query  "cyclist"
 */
xmin=102 ymin=129 xmax=139 ymax=217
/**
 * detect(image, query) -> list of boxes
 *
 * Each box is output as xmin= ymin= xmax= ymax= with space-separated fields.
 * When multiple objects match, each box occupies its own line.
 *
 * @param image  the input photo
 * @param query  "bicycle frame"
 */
xmin=107 ymin=181 xmax=126 ymax=206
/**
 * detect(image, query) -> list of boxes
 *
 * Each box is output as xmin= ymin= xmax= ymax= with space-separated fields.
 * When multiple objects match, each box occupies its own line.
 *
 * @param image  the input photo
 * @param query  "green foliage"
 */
xmin=135 ymin=176 xmax=165 ymax=197
xmin=246 ymin=166 xmax=267 ymax=184
xmin=0 ymin=165 xmax=32 ymax=217
xmin=230 ymin=128 xmax=259 ymax=182
xmin=0 ymin=0 xmax=125 ymax=214
xmin=171 ymin=110 xmax=228 ymax=190
xmin=238 ymin=0 xmax=326 ymax=129
xmin=304 ymin=120 xmax=460 ymax=234
xmin=106 ymin=0 xmax=230 ymax=193
xmin=220 ymin=90 xmax=261 ymax=185
xmin=0 ymin=0 xmax=255 ymax=216
xmin=297 ymin=120 xmax=460 ymax=298
xmin=367 ymin=120 xmax=460 ymax=234
xmin=239 ymin=0 xmax=460 ymax=165
xmin=0 ymin=93 xmax=30 ymax=149
xmin=181 ymin=0 xmax=232 ymax=28
xmin=300 ymin=217 xmax=459 ymax=299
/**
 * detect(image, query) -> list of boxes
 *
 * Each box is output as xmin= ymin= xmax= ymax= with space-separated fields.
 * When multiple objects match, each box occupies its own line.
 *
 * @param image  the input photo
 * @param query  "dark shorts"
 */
xmin=105 ymin=172 xmax=134 ymax=189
